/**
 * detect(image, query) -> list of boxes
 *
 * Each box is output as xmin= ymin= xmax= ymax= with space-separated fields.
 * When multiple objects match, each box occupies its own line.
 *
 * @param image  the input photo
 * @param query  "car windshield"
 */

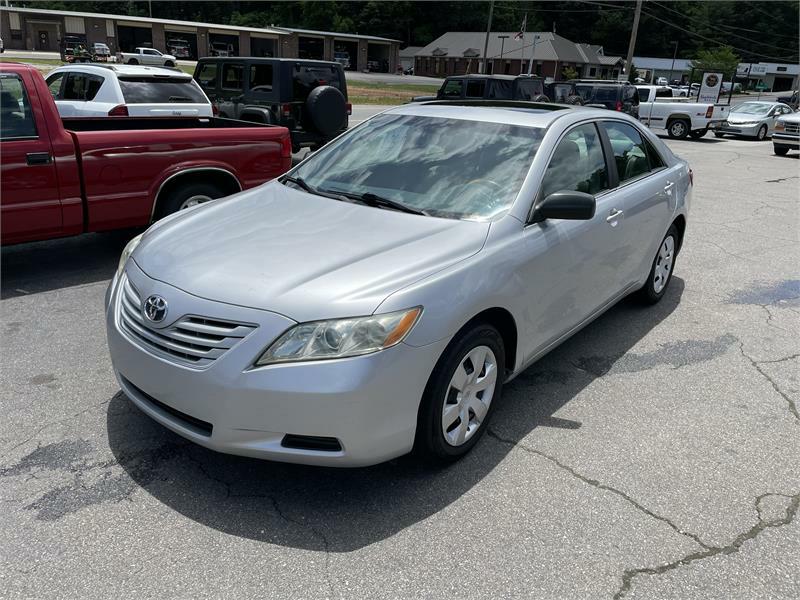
xmin=290 ymin=113 xmax=543 ymax=221
xmin=732 ymin=102 xmax=773 ymax=115
xmin=118 ymin=77 xmax=208 ymax=103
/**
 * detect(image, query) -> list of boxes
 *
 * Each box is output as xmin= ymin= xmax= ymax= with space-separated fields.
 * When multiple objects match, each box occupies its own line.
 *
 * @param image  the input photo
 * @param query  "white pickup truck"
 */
xmin=117 ymin=47 xmax=178 ymax=68
xmin=636 ymin=85 xmax=729 ymax=139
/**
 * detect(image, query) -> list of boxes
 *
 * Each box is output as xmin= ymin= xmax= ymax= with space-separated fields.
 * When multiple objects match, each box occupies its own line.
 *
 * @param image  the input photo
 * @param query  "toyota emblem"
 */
xmin=143 ymin=295 xmax=168 ymax=323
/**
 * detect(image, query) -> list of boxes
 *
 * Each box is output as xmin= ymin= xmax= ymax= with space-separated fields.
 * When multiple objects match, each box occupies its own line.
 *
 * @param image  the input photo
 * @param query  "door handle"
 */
xmin=606 ymin=208 xmax=624 ymax=224
xmin=664 ymin=181 xmax=675 ymax=193
xmin=26 ymin=152 xmax=52 ymax=166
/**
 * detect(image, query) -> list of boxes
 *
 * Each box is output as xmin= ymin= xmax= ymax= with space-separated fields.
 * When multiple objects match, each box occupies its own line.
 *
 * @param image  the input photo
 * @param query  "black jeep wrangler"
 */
xmin=572 ymin=80 xmax=639 ymax=118
xmin=412 ymin=74 xmax=549 ymax=103
xmin=194 ymin=57 xmax=350 ymax=152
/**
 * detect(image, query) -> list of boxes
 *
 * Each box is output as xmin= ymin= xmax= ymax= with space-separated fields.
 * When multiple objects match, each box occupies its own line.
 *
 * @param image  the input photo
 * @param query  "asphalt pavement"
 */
xmin=1 ymin=127 xmax=798 ymax=599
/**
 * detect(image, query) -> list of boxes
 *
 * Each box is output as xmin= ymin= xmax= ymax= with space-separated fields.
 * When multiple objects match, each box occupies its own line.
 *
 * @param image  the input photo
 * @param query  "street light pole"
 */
xmin=481 ymin=0 xmax=495 ymax=75
xmin=669 ymin=40 xmax=678 ymax=84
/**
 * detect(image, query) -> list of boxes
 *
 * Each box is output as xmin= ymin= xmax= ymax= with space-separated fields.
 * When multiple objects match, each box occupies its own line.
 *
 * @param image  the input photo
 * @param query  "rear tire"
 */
xmin=637 ymin=224 xmax=679 ymax=305
xmin=532 ymin=94 xmax=550 ymax=102
xmin=127 ymin=58 xmax=138 ymax=65
xmin=756 ymin=125 xmax=767 ymax=141
xmin=667 ymin=119 xmax=690 ymax=139
xmin=155 ymin=181 xmax=226 ymax=219
xmin=713 ymin=131 xmax=725 ymax=138
xmin=414 ymin=324 xmax=505 ymax=463
xmin=773 ymin=145 xmax=789 ymax=156
xmin=689 ymin=129 xmax=707 ymax=139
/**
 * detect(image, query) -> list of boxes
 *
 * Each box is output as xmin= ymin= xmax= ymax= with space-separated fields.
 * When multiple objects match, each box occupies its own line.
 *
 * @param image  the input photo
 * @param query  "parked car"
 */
xmin=46 ymin=64 xmax=212 ymax=118
xmin=167 ymin=38 xmax=192 ymax=59
xmin=194 ymin=57 xmax=350 ymax=153
xmin=91 ymin=42 xmax=111 ymax=61
xmin=333 ymin=51 xmax=351 ymax=69
xmin=714 ymin=101 xmax=794 ymax=140
xmin=544 ymin=80 xmax=584 ymax=105
xmin=411 ymin=74 xmax=549 ymax=103
xmin=0 ymin=63 xmax=291 ymax=245
xmin=777 ymin=90 xmax=799 ymax=110
xmin=655 ymin=77 xmax=669 ymax=86
xmin=106 ymin=99 xmax=691 ymax=467
xmin=771 ymin=113 xmax=799 ymax=155
xmin=637 ymin=85 xmax=729 ymax=139
xmin=209 ymin=42 xmax=233 ymax=57
xmin=573 ymin=80 xmax=640 ymax=118
xmin=117 ymin=47 xmax=178 ymax=68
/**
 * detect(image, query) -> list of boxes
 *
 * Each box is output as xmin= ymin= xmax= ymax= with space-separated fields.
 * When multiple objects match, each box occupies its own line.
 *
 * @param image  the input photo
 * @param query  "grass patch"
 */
xmin=0 ymin=57 xmax=195 ymax=76
xmin=348 ymin=81 xmax=437 ymax=105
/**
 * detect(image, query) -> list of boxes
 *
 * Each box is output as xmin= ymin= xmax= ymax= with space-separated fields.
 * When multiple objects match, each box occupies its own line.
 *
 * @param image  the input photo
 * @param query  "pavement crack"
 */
xmin=613 ymin=492 xmax=799 ymax=599
xmin=738 ymin=342 xmax=799 ymax=423
xmin=765 ymin=175 xmax=799 ymax=183
xmin=486 ymin=428 xmax=712 ymax=550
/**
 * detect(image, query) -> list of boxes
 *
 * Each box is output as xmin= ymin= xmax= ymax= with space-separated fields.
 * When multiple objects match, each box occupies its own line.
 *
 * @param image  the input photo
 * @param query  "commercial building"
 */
xmin=632 ymin=56 xmax=693 ymax=83
xmin=0 ymin=6 xmax=400 ymax=72
xmin=413 ymin=32 xmax=623 ymax=79
xmin=736 ymin=62 xmax=799 ymax=92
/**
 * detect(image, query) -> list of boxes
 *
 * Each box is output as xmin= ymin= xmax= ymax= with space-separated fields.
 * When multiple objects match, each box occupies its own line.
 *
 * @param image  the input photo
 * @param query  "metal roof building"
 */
xmin=0 ymin=6 xmax=401 ymax=72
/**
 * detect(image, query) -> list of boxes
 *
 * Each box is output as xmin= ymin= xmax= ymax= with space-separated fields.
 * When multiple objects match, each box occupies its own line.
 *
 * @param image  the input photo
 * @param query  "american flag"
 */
xmin=514 ymin=15 xmax=527 ymax=41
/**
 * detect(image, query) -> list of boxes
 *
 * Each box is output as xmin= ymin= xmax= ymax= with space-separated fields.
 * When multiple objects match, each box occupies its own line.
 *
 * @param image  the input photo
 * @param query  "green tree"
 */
xmin=626 ymin=62 xmax=639 ymax=83
xmin=690 ymin=46 xmax=740 ymax=81
xmin=562 ymin=66 xmax=578 ymax=80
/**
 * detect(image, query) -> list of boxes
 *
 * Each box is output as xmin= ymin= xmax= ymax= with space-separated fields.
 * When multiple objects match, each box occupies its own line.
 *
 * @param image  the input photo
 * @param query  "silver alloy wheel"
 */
xmin=179 ymin=194 xmax=213 ymax=210
xmin=670 ymin=120 xmax=687 ymax=137
xmin=442 ymin=345 xmax=498 ymax=446
xmin=757 ymin=125 xmax=767 ymax=140
xmin=652 ymin=235 xmax=675 ymax=293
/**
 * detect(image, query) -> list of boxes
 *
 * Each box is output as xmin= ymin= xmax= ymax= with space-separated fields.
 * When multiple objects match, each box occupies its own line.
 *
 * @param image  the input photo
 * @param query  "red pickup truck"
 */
xmin=1 ymin=63 xmax=292 ymax=245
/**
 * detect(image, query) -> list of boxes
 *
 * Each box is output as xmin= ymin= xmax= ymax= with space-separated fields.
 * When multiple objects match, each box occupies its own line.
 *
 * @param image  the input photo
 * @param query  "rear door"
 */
xmin=51 ymin=70 xmax=106 ymax=116
xmin=0 ymin=71 xmax=62 ymax=243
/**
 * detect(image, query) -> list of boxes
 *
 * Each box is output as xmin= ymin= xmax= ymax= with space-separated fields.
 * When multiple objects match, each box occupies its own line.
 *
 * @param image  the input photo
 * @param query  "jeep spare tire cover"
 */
xmin=305 ymin=86 xmax=347 ymax=136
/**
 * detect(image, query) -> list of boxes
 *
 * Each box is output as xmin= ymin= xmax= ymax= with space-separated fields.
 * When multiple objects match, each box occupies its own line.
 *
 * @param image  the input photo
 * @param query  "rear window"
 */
xmin=118 ymin=77 xmax=208 ymax=104
xmin=591 ymin=87 xmax=620 ymax=102
xmin=293 ymin=65 xmax=342 ymax=98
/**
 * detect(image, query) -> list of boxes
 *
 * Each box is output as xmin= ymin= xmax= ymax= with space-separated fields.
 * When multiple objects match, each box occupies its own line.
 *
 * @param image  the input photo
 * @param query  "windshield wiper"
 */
xmin=328 ymin=189 xmax=428 ymax=216
xmin=281 ymin=176 xmax=353 ymax=203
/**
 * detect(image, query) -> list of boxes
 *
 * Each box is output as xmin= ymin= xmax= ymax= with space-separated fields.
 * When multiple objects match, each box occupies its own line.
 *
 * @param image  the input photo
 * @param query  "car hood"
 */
xmin=727 ymin=112 xmax=768 ymax=123
xmin=777 ymin=113 xmax=800 ymax=124
xmin=134 ymin=182 xmax=490 ymax=322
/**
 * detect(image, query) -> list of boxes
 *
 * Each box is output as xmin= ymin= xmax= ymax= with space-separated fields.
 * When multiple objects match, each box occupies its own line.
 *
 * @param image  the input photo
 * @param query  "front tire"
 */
xmin=414 ymin=324 xmax=505 ymax=463
xmin=714 ymin=131 xmax=725 ymax=138
xmin=667 ymin=119 xmax=690 ymax=139
xmin=165 ymin=60 xmax=175 ymax=68
xmin=774 ymin=145 xmax=789 ymax=156
xmin=638 ymin=224 xmax=679 ymax=305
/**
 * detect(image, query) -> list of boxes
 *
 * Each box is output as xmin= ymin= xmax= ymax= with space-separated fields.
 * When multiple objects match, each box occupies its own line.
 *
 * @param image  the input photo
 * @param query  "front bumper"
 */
xmin=772 ymin=132 xmax=800 ymax=149
xmin=105 ymin=262 xmax=447 ymax=467
xmin=714 ymin=122 xmax=764 ymax=137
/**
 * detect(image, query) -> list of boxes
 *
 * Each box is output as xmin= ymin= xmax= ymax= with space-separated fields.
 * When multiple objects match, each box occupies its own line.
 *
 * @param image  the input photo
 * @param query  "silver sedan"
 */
xmin=714 ymin=101 xmax=795 ymax=140
xmin=106 ymin=102 xmax=692 ymax=467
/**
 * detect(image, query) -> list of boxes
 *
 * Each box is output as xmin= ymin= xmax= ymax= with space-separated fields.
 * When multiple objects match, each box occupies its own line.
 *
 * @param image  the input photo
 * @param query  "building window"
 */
xmin=8 ymin=11 xmax=20 ymax=29
xmin=589 ymin=67 xmax=597 ymax=77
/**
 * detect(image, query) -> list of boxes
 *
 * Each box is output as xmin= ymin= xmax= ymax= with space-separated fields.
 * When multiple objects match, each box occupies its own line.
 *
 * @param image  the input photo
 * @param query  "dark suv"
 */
xmin=573 ymin=80 xmax=639 ymax=118
xmin=194 ymin=57 xmax=350 ymax=152
xmin=412 ymin=74 xmax=549 ymax=102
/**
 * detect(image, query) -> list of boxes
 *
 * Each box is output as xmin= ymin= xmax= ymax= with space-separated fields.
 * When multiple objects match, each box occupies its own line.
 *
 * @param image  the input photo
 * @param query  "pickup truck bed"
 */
xmin=1 ymin=63 xmax=292 ymax=245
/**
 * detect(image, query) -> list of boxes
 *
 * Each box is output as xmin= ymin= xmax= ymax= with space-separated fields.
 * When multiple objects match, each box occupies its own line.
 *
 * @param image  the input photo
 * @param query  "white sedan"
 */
xmin=45 ymin=64 xmax=213 ymax=118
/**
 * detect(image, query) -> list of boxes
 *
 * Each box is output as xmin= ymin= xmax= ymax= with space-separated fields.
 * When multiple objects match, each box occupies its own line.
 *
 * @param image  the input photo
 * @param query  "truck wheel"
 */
xmin=532 ymin=94 xmax=550 ymax=102
xmin=127 ymin=58 xmax=138 ymax=65
xmin=689 ymin=129 xmax=707 ymax=139
xmin=667 ymin=119 xmax=690 ymax=139
xmin=774 ymin=145 xmax=789 ymax=156
xmin=156 ymin=182 xmax=226 ymax=219
xmin=567 ymin=95 xmax=584 ymax=105
xmin=164 ymin=60 xmax=175 ymax=68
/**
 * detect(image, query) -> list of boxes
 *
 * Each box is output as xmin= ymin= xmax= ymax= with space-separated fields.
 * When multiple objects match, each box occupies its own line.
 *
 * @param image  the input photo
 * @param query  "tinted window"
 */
xmin=550 ymin=84 xmax=572 ymax=103
xmin=63 ymin=73 xmax=104 ymax=101
xmin=292 ymin=114 xmax=544 ymax=221
xmin=603 ymin=121 xmax=652 ymax=183
xmin=637 ymin=88 xmax=650 ymax=102
xmin=465 ymin=80 xmax=486 ymax=98
xmin=488 ymin=79 xmax=512 ymax=99
xmin=249 ymin=64 xmax=274 ymax=93
xmin=46 ymin=72 xmax=65 ymax=99
xmin=196 ymin=63 xmax=218 ymax=88
xmin=540 ymin=123 xmax=608 ymax=198
xmin=143 ymin=49 xmax=159 ymax=56
xmin=118 ymin=77 xmax=208 ymax=103
xmin=440 ymin=79 xmax=462 ymax=98
xmin=221 ymin=63 xmax=244 ymax=90
xmin=293 ymin=65 xmax=343 ymax=98
xmin=0 ymin=74 xmax=37 ymax=139
xmin=516 ymin=81 xmax=535 ymax=100
xmin=655 ymin=88 xmax=673 ymax=98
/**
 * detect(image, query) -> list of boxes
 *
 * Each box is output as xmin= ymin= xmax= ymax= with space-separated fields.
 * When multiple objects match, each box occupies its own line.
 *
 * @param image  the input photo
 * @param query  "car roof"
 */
xmin=384 ymin=101 xmax=611 ymax=129
xmin=446 ymin=74 xmax=542 ymax=81
xmin=197 ymin=57 xmax=340 ymax=67
xmin=49 ymin=64 xmax=190 ymax=78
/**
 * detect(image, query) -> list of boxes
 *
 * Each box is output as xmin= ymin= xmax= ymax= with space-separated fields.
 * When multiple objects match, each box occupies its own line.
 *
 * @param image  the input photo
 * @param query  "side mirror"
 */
xmin=530 ymin=190 xmax=596 ymax=223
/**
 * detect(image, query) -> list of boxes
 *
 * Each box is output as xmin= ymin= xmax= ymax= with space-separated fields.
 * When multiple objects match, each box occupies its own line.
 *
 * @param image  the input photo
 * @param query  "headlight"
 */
xmin=255 ymin=307 xmax=422 ymax=366
xmin=117 ymin=233 xmax=143 ymax=277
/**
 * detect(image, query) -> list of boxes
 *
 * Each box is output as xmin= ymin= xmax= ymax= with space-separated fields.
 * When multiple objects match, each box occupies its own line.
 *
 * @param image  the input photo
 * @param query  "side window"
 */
xmin=644 ymin=138 xmax=666 ymax=170
xmin=196 ymin=63 xmax=218 ymax=89
xmin=46 ymin=72 xmax=65 ymax=99
xmin=516 ymin=81 xmax=533 ymax=100
xmin=440 ymin=79 xmax=462 ymax=98
xmin=603 ymin=121 xmax=653 ymax=183
xmin=488 ymin=79 xmax=511 ymax=99
xmin=249 ymin=64 xmax=273 ymax=93
xmin=637 ymin=88 xmax=650 ymax=103
xmin=221 ymin=63 xmax=243 ymax=90
xmin=144 ymin=49 xmax=158 ymax=56
xmin=61 ymin=73 xmax=103 ymax=101
xmin=540 ymin=123 xmax=609 ymax=199
xmin=0 ymin=74 xmax=38 ymax=140
xmin=465 ymin=80 xmax=486 ymax=98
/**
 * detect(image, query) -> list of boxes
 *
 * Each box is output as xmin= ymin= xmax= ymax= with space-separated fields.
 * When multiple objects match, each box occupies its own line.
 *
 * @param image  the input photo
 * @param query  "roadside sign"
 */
xmin=698 ymin=72 xmax=723 ymax=103
xmin=755 ymin=81 xmax=768 ymax=91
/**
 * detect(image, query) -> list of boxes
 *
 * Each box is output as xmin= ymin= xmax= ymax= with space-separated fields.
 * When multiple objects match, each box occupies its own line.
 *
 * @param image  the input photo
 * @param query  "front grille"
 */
xmin=784 ymin=122 xmax=799 ymax=134
xmin=122 ymin=376 xmax=213 ymax=436
xmin=118 ymin=276 xmax=257 ymax=368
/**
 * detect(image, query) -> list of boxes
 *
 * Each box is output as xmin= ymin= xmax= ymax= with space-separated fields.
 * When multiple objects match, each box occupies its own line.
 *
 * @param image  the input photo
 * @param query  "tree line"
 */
xmin=22 ymin=1 xmax=799 ymax=63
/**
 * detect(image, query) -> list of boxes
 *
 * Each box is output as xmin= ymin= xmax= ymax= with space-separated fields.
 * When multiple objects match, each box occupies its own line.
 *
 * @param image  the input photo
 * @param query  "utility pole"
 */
xmin=527 ymin=34 xmax=537 ymax=75
xmin=481 ymin=0 xmax=494 ymax=75
xmin=668 ymin=40 xmax=678 ymax=84
xmin=498 ymin=34 xmax=509 ymax=73
xmin=624 ymin=0 xmax=643 ymax=82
